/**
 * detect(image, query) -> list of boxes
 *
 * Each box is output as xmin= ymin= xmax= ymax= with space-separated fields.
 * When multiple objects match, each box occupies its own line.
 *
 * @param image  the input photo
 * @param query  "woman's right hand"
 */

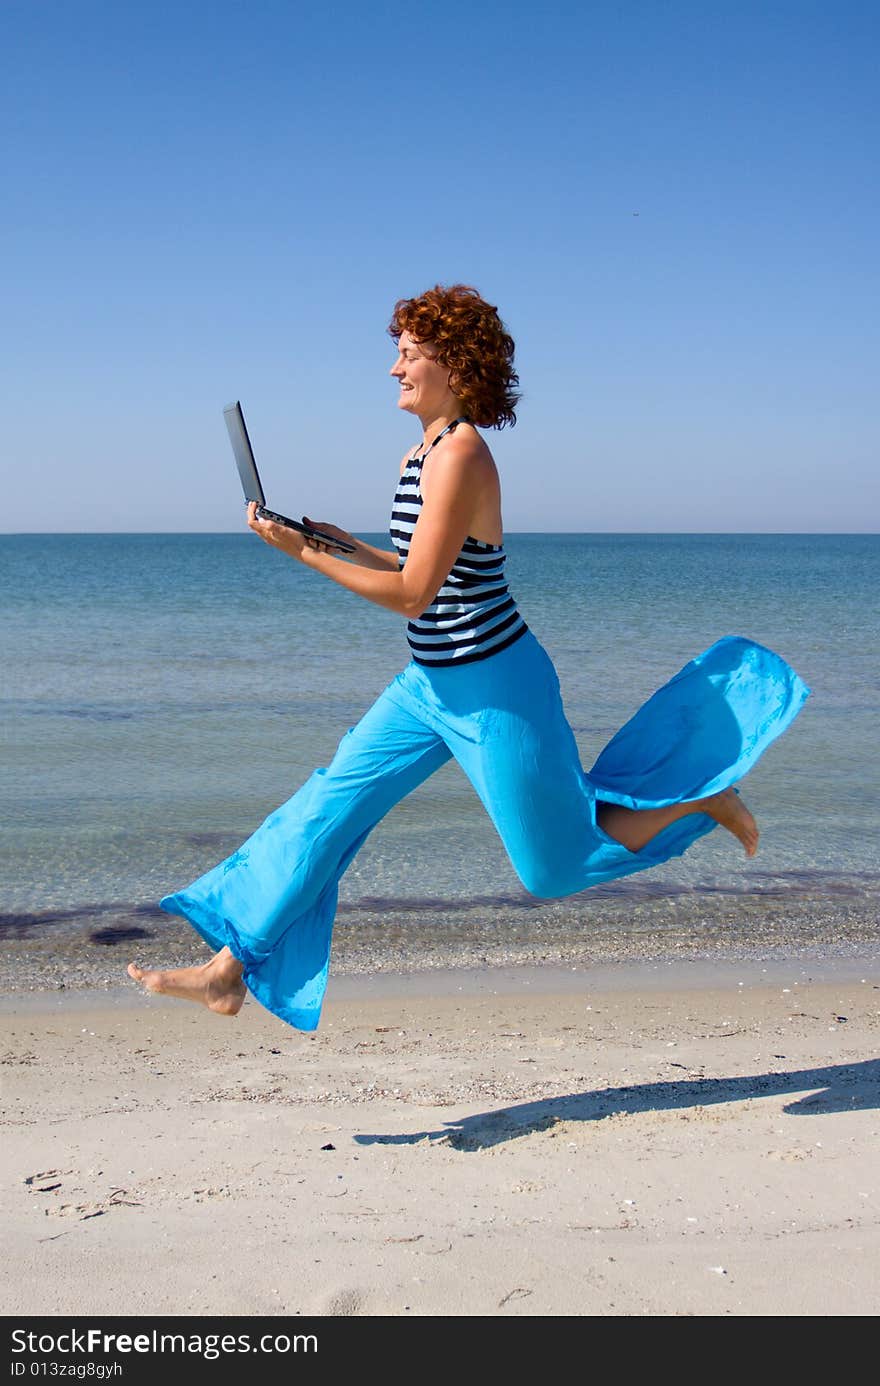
xmin=302 ymin=517 xmax=357 ymax=554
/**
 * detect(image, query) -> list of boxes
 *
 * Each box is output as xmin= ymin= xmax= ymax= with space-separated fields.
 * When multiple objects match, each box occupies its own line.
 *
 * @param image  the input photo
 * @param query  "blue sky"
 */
xmin=3 ymin=0 xmax=877 ymax=532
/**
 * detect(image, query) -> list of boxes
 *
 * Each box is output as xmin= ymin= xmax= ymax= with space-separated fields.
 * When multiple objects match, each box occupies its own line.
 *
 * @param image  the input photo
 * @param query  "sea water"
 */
xmin=1 ymin=533 xmax=877 ymax=949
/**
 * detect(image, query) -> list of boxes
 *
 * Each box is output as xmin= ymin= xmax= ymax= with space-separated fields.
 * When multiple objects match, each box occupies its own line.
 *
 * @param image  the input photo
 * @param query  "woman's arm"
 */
xmin=300 ymin=518 xmax=400 ymax=572
xmin=247 ymin=435 xmax=493 ymax=618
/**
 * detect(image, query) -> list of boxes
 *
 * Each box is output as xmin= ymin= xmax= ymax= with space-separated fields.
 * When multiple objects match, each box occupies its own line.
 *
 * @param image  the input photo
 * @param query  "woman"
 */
xmin=129 ymin=285 xmax=809 ymax=1029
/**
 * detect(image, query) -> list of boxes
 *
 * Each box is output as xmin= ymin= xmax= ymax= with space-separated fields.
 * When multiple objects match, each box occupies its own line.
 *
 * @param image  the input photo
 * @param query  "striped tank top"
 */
xmin=390 ymin=418 xmax=528 ymax=668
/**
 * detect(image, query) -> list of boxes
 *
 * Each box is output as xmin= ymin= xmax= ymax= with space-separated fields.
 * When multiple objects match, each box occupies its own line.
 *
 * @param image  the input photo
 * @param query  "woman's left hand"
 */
xmin=247 ymin=501 xmax=308 ymax=559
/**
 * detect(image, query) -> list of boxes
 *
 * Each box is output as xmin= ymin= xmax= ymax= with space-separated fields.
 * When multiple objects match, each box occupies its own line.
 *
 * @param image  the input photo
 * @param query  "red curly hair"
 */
xmin=388 ymin=284 xmax=520 ymax=429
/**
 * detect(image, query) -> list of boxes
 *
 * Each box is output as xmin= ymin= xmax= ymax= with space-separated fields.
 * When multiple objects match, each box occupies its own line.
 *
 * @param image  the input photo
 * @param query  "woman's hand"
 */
xmin=246 ymin=501 xmax=308 ymax=559
xmin=301 ymin=517 xmax=358 ymax=556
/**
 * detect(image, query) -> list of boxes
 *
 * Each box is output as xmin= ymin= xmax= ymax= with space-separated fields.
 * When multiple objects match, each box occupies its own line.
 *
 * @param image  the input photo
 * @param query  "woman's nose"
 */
xmin=390 ymin=356 xmax=404 ymax=377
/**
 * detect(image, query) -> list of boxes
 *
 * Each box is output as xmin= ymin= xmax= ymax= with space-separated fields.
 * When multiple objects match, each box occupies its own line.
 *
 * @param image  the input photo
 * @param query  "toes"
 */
xmin=127 ymin=963 xmax=143 ymax=981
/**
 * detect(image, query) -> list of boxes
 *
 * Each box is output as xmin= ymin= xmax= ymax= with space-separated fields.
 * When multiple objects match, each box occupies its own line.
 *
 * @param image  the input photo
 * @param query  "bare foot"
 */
xmin=127 ymin=946 xmax=246 ymax=1016
xmin=701 ymin=788 xmax=759 ymax=857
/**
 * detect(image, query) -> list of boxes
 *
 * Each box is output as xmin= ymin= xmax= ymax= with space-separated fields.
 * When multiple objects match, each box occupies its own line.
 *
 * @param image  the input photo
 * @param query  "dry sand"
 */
xmin=2 ymin=957 xmax=879 ymax=1317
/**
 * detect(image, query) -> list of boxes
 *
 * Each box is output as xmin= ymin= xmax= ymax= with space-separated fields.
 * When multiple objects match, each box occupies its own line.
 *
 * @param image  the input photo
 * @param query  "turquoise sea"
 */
xmin=1 ymin=533 xmax=878 ymax=962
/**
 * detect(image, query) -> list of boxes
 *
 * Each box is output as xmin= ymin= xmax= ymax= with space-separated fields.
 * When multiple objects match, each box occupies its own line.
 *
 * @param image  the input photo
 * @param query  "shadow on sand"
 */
xmin=354 ymin=1058 xmax=880 ymax=1151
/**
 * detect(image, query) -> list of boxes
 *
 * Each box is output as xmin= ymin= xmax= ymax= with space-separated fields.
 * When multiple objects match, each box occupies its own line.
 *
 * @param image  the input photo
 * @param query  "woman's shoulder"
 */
xmin=438 ymin=420 xmax=496 ymax=476
xmin=420 ymin=423 xmax=498 ymax=501
xmin=397 ymin=421 xmax=493 ymax=477
xmin=424 ymin=419 xmax=492 ymax=466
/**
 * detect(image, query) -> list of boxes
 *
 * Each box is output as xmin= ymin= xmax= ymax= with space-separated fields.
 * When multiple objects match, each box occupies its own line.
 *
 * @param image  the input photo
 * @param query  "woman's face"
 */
xmin=390 ymin=331 xmax=457 ymax=419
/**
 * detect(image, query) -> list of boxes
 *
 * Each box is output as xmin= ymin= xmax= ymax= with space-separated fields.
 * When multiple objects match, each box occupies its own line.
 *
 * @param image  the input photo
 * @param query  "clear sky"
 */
xmin=3 ymin=0 xmax=877 ymax=533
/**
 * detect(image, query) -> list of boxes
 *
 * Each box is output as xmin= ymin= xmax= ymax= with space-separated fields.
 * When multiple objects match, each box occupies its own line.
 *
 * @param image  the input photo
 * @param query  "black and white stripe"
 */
xmin=391 ymin=449 xmax=528 ymax=668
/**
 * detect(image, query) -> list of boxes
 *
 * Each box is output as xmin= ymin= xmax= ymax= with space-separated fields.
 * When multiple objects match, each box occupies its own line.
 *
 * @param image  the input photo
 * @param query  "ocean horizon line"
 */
xmin=3 ymin=529 xmax=878 ymax=540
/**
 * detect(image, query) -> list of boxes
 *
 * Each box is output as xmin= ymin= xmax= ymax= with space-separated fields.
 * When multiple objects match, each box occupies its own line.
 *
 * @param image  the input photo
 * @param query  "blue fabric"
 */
xmin=160 ymin=631 xmax=809 ymax=1031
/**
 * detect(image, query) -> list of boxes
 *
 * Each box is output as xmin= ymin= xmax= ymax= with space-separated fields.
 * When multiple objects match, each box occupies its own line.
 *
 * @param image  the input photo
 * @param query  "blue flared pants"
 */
xmin=161 ymin=630 xmax=809 ymax=1030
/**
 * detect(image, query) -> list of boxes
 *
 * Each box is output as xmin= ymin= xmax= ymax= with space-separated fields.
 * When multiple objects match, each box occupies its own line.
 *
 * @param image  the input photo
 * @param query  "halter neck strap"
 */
xmin=410 ymin=416 xmax=471 ymax=463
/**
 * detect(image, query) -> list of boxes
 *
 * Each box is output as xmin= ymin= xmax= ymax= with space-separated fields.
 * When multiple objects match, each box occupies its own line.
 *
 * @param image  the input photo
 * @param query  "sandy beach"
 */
xmin=2 ymin=954 xmax=878 ymax=1318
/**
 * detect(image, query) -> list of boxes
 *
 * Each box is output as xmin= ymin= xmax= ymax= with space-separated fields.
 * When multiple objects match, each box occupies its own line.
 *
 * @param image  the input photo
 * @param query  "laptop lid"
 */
xmin=223 ymin=401 xmax=266 ymax=508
